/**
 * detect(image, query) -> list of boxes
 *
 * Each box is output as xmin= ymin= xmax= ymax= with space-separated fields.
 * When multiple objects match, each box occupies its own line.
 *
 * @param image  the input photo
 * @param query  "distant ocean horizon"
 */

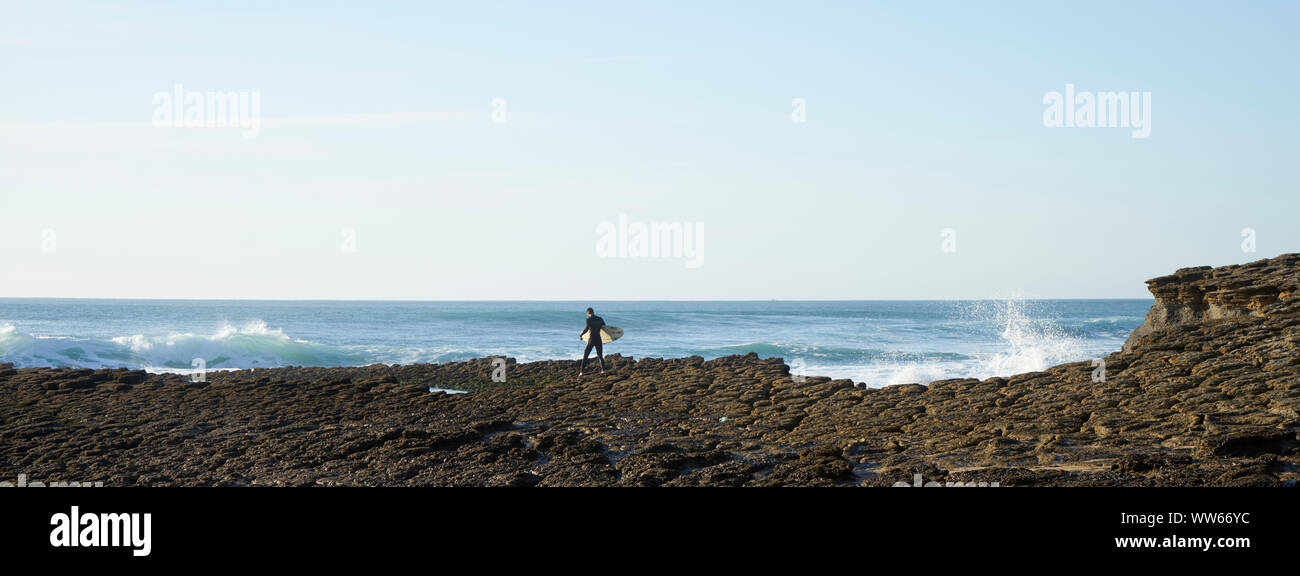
xmin=0 ymin=298 xmax=1152 ymax=387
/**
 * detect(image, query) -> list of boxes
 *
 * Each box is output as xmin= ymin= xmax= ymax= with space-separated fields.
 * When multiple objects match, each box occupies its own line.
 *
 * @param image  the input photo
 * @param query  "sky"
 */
xmin=1 ymin=0 xmax=1297 ymax=300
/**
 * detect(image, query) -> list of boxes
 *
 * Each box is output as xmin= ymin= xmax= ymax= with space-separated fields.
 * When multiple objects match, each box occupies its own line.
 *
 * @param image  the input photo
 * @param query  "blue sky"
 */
xmin=1 ymin=0 xmax=1296 ymax=299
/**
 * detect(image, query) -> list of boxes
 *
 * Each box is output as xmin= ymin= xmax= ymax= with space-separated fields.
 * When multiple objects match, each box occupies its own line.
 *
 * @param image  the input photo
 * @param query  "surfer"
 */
xmin=578 ymin=307 xmax=606 ymax=376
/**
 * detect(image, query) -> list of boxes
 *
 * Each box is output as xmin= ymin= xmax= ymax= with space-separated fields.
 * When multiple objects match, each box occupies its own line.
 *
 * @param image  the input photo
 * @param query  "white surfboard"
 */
xmin=582 ymin=326 xmax=623 ymax=344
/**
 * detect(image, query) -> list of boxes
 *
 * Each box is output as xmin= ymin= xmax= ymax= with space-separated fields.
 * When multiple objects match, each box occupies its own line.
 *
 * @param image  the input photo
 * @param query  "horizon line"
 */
xmin=0 ymin=296 xmax=1156 ymax=303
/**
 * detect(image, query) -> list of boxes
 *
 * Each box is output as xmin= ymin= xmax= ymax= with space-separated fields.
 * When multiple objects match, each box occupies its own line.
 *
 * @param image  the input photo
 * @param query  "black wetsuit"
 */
xmin=580 ymin=315 xmax=606 ymax=372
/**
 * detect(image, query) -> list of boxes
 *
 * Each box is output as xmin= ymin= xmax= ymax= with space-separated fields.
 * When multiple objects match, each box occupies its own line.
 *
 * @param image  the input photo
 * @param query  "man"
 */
xmin=578 ymin=307 xmax=607 ymax=376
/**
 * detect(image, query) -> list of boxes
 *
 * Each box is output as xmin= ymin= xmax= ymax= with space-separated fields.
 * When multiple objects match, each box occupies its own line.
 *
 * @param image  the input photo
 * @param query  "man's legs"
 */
xmin=580 ymin=339 xmax=596 ymax=374
xmin=579 ymin=339 xmax=605 ymax=375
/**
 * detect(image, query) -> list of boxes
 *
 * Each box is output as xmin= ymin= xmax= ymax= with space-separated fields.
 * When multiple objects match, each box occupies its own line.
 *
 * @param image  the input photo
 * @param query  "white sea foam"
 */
xmin=0 ymin=320 xmax=363 ymax=373
xmin=975 ymin=298 xmax=1083 ymax=378
xmin=844 ymin=299 xmax=1087 ymax=387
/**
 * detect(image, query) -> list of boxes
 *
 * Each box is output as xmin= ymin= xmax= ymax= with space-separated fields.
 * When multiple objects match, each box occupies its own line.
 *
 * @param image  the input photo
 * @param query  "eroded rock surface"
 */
xmin=2 ymin=255 xmax=1298 ymax=486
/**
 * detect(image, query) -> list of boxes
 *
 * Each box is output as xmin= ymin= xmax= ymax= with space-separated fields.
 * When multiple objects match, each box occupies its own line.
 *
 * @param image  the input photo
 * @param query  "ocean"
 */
xmin=0 ymin=299 xmax=1150 ymax=387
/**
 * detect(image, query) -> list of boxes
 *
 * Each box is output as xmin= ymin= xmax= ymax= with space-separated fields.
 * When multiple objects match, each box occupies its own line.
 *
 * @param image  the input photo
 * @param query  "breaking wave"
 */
xmin=0 ymin=320 xmax=368 ymax=373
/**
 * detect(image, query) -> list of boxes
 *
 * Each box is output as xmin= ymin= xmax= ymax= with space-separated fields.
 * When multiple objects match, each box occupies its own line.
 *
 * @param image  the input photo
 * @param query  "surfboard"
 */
xmin=582 ymin=326 xmax=623 ymax=344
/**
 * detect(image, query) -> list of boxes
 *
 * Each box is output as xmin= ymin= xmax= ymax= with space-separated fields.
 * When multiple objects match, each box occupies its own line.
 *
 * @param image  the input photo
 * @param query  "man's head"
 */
xmin=586 ymin=307 xmax=594 ymax=316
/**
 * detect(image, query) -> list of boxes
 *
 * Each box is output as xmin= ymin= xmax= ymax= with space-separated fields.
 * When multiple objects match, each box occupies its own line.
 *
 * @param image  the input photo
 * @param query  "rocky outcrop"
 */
xmin=1 ymin=255 xmax=1298 ymax=486
xmin=1123 ymin=254 xmax=1300 ymax=352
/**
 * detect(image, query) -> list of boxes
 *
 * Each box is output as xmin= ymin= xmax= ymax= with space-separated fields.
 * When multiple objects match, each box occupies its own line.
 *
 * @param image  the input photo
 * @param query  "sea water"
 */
xmin=0 ymin=299 xmax=1149 ymax=387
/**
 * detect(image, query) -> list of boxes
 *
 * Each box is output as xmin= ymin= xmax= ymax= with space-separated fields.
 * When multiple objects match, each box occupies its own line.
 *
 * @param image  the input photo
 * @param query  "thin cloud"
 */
xmin=0 ymin=108 xmax=470 ymax=130
xmin=261 ymin=109 xmax=469 ymax=128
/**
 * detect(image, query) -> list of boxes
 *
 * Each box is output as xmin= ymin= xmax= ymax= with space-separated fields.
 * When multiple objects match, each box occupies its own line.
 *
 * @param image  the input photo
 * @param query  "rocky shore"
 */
xmin=2 ymin=255 xmax=1298 ymax=486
